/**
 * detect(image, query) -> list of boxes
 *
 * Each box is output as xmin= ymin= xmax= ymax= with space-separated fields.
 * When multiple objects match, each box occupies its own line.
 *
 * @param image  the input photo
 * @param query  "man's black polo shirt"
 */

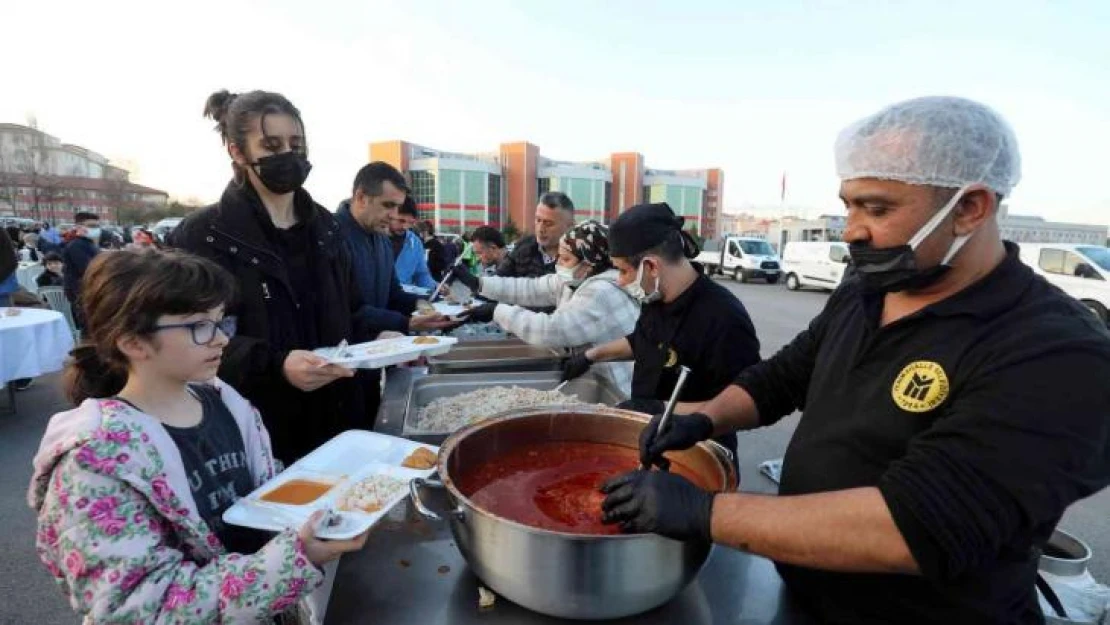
xmin=629 ymin=273 xmax=761 ymax=454
xmin=735 ymin=242 xmax=1110 ymax=624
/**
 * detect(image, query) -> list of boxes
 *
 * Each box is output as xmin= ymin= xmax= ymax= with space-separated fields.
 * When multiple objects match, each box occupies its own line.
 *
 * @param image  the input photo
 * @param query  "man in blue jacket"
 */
xmin=0 ymin=227 xmax=18 ymax=307
xmin=335 ymin=162 xmax=456 ymax=336
xmin=61 ymin=211 xmax=101 ymax=329
xmin=388 ymin=196 xmax=437 ymax=291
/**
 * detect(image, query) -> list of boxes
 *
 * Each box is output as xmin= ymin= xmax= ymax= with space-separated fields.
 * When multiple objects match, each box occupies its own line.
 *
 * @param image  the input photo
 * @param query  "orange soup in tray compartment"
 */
xmin=252 ymin=470 xmax=344 ymax=508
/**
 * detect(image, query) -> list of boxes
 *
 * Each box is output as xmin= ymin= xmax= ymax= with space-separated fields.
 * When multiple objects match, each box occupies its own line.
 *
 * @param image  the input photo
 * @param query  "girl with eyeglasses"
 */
xmin=29 ymin=249 xmax=367 ymax=624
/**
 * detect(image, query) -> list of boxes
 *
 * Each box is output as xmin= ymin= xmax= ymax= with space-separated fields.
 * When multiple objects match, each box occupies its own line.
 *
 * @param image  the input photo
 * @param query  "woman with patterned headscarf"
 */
xmin=447 ymin=220 xmax=639 ymax=395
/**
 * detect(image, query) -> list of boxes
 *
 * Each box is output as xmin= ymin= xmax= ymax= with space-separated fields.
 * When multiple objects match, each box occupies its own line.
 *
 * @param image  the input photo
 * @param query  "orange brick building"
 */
xmin=369 ymin=140 xmax=723 ymax=238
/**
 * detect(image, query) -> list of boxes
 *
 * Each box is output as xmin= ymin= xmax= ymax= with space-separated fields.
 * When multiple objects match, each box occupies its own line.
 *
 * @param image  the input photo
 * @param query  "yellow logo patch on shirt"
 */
xmin=891 ymin=361 xmax=950 ymax=413
xmin=658 ymin=343 xmax=679 ymax=368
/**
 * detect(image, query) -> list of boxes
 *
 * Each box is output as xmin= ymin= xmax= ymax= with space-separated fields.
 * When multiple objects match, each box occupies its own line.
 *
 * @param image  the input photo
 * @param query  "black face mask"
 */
xmin=251 ymin=152 xmax=311 ymax=195
xmin=848 ymin=242 xmax=952 ymax=294
xmin=847 ymin=186 xmax=972 ymax=295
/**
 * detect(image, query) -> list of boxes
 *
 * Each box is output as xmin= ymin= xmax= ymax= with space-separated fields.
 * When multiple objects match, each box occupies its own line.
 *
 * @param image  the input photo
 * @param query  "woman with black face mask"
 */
xmin=171 ymin=90 xmax=377 ymax=467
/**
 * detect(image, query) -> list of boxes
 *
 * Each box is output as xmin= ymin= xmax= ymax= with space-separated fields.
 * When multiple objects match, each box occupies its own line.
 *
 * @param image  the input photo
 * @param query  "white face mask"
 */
xmin=554 ymin=263 xmax=582 ymax=286
xmin=623 ymin=259 xmax=661 ymax=304
xmin=84 ymin=227 xmax=101 ymax=242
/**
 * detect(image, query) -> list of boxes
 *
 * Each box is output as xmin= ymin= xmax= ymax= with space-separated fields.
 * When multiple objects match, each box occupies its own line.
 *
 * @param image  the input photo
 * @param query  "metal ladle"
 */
xmin=642 ymin=365 xmax=692 ymax=470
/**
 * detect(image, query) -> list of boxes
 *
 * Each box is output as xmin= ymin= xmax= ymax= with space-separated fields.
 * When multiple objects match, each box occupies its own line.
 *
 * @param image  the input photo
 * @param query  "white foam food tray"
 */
xmin=222 ymin=430 xmax=439 ymax=540
xmin=313 ymin=336 xmax=457 ymax=369
xmin=401 ymin=284 xmax=432 ymax=296
xmin=412 ymin=301 xmax=473 ymax=318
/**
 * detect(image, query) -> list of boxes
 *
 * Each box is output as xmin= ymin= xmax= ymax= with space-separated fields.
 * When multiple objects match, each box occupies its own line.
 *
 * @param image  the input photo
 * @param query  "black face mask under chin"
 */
xmin=846 ymin=185 xmax=973 ymax=294
xmin=848 ymin=243 xmax=953 ymax=294
xmin=250 ymin=152 xmax=312 ymax=195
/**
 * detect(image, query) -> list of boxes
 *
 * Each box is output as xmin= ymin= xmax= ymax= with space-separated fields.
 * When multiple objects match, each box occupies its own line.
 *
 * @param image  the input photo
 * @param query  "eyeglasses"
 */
xmin=152 ymin=317 xmax=237 ymax=345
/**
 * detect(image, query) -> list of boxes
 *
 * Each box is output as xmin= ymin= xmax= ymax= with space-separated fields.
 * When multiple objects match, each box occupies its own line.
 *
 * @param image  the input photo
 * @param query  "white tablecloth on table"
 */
xmin=0 ymin=308 xmax=74 ymax=383
xmin=16 ymin=262 xmax=44 ymax=294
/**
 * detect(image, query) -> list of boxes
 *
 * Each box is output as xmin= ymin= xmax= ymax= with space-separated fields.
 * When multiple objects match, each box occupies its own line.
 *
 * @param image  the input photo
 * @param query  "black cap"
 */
xmin=610 ymin=203 xmax=687 ymax=258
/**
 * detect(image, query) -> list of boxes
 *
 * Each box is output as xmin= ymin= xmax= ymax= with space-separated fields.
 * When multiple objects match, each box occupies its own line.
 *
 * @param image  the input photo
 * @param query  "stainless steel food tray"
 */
xmin=400 ymin=371 xmax=627 ymax=442
xmin=425 ymin=343 xmax=563 ymax=374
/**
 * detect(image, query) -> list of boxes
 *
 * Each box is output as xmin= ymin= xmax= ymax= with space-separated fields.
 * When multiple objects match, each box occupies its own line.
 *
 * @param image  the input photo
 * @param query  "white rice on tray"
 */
xmin=413 ymin=385 xmax=589 ymax=433
xmin=337 ymin=474 xmax=407 ymax=513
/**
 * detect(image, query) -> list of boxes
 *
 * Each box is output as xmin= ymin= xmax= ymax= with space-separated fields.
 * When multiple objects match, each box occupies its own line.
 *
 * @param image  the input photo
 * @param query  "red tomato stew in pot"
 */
xmin=455 ymin=441 xmax=712 ymax=535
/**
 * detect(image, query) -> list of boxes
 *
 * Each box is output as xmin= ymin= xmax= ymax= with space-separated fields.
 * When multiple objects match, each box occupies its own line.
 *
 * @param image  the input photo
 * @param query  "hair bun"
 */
xmin=69 ymin=344 xmax=100 ymax=369
xmin=203 ymin=89 xmax=239 ymax=125
xmin=64 ymin=343 xmax=128 ymax=405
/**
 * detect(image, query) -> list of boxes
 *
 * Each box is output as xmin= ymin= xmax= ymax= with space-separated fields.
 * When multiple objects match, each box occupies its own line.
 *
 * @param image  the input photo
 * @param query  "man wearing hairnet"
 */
xmin=600 ymin=96 xmax=1110 ymax=623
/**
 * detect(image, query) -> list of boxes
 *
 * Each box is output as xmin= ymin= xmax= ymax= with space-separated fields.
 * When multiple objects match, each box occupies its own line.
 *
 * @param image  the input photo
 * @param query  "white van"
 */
xmin=781 ymin=241 xmax=851 ymax=292
xmin=1017 ymin=243 xmax=1110 ymax=325
xmin=695 ymin=236 xmax=782 ymax=283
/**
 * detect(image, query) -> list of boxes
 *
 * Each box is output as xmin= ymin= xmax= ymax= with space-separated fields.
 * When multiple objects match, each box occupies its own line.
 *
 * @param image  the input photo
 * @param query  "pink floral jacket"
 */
xmin=27 ymin=380 xmax=324 ymax=624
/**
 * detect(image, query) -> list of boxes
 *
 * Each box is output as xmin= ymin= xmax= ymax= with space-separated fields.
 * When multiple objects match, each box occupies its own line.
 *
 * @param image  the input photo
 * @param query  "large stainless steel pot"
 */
xmin=409 ymin=406 xmax=738 ymax=620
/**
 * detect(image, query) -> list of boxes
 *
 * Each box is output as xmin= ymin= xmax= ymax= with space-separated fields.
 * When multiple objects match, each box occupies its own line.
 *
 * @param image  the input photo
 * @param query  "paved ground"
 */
xmin=2 ymin=277 xmax=1108 ymax=624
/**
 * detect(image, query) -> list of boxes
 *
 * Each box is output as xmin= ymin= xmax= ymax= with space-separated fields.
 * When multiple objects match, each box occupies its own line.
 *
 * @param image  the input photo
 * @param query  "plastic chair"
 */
xmin=39 ymin=287 xmax=79 ymax=341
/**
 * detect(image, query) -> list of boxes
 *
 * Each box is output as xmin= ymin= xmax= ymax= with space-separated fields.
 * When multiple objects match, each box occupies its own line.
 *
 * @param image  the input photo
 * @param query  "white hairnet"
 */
xmin=835 ymin=96 xmax=1022 ymax=196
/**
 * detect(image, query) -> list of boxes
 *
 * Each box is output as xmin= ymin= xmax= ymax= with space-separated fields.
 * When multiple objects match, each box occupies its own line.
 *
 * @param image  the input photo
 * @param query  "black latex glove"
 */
xmin=561 ymin=352 xmax=593 ymax=382
xmin=640 ymin=412 xmax=714 ymax=471
xmin=461 ymin=301 xmax=497 ymax=324
xmin=616 ymin=398 xmax=666 ymax=415
xmin=447 ymin=263 xmax=480 ymax=293
xmin=600 ymin=470 xmax=715 ymax=542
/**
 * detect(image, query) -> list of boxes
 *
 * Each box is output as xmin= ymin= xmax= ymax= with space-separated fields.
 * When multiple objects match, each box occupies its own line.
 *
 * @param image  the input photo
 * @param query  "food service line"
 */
xmin=322 ymin=366 xmax=819 ymax=625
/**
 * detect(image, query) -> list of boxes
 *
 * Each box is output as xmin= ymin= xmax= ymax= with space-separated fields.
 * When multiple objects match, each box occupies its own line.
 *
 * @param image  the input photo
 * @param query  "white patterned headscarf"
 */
xmin=561 ymin=220 xmax=612 ymax=273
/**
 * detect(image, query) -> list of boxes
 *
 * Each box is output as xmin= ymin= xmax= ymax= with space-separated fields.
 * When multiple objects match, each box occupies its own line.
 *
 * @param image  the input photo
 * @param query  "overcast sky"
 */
xmin=3 ymin=0 xmax=1108 ymax=224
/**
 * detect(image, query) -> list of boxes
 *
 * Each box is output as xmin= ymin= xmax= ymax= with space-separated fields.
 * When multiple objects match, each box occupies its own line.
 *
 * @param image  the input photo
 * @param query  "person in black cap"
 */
xmin=560 ymin=202 xmax=761 ymax=462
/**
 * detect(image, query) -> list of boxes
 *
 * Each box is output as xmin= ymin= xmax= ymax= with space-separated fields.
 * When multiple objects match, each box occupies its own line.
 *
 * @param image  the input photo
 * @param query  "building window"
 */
xmin=537 ymin=177 xmax=551 ymax=199
xmin=488 ymin=174 xmax=502 ymax=226
xmin=604 ymin=182 xmax=612 ymax=220
xmin=410 ymin=170 xmax=436 ymax=220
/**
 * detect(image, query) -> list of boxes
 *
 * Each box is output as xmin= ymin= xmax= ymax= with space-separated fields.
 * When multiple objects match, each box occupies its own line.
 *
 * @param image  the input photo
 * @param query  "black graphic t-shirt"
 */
xmin=160 ymin=385 xmax=269 ymax=554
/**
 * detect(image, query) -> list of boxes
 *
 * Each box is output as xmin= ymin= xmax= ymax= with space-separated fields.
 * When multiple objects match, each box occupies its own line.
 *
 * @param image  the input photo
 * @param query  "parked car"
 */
xmin=781 ymin=241 xmax=851 ymax=292
xmin=695 ymin=236 xmax=782 ymax=283
xmin=152 ymin=217 xmax=184 ymax=242
xmin=0 ymin=217 xmax=40 ymax=231
xmin=1017 ymin=243 xmax=1110 ymax=326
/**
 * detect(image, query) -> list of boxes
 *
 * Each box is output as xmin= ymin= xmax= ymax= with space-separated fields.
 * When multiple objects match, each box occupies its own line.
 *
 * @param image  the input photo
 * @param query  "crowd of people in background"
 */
xmin=2 ymin=214 xmax=162 ymax=324
xmin=3 ymin=187 xmax=542 ymax=328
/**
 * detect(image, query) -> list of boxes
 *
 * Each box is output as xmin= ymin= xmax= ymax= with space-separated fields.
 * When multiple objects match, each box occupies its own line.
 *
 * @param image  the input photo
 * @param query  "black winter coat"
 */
xmin=0 ymin=231 xmax=14 ymax=283
xmin=495 ymin=235 xmax=555 ymax=279
xmin=170 ymin=182 xmax=374 ymax=464
xmin=62 ymin=237 xmax=99 ymax=302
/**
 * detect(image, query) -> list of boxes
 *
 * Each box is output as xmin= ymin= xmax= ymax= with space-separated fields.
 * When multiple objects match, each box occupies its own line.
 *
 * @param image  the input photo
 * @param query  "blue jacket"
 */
xmin=1 ymin=233 xmax=16 ymax=296
xmin=335 ymin=201 xmax=421 ymax=334
xmin=0 ymin=273 xmax=16 ymax=298
xmin=392 ymin=230 xmax=437 ymax=290
xmin=62 ymin=236 xmax=99 ymax=301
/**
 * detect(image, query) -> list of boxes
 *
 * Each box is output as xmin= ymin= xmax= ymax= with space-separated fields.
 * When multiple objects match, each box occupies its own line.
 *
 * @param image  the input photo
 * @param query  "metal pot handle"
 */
xmin=409 ymin=477 xmax=465 ymax=523
xmin=704 ymin=440 xmax=735 ymax=464
xmin=703 ymin=440 xmax=739 ymax=489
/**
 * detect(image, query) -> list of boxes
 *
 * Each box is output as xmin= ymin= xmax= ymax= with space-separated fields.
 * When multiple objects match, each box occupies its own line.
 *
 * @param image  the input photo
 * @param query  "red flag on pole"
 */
xmin=780 ymin=171 xmax=787 ymax=203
